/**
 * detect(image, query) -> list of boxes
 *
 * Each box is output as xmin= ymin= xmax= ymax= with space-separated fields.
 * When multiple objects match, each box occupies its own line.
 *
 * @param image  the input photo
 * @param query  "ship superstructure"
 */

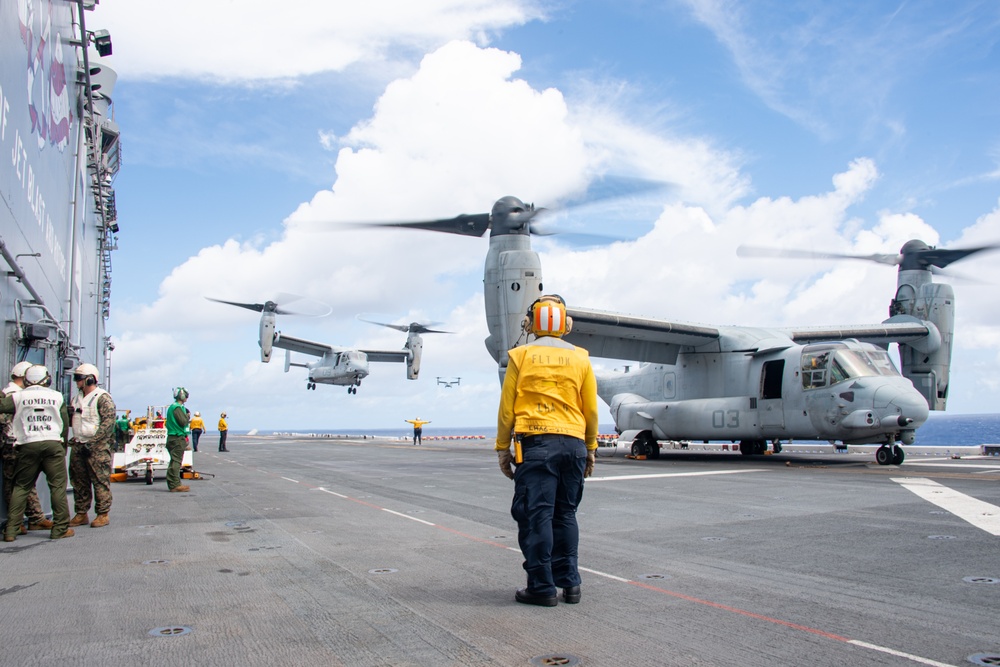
xmin=1 ymin=0 xmax=121 ymax=395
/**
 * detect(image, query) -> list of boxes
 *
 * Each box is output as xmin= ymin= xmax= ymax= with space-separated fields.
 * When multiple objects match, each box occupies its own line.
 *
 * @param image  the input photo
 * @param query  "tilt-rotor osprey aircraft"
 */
xmin=208 ymin=297 xmax=449 ymax=394
xmin=361 ymin=196 xmax=997 ymax=465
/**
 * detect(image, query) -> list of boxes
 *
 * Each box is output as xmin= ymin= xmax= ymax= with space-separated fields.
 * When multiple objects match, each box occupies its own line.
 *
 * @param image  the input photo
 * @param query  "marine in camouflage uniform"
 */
xmin=68 ymin=365 xmax=116 ymax=528
xmin=1 ymin=373 xmax=52 ymax=531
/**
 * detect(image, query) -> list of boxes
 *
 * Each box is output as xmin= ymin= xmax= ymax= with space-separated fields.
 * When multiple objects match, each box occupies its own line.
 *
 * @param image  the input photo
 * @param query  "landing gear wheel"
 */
xmin=647 ymin=442 xmax=660 ymax=459
xmin=740 ymin=440 xmax=766 ymax=455
xmin=631 ymin=441 xmax=644 ymax=457
xmin=892 ymin=444 xmax=905 ymax=465
xmin=771 ymin=440 xmax=782 ymax=454
xmin=875 ymin=445 xmax=893 ymax=466
xmin=642 ymin=434 xmax=660 ymax=459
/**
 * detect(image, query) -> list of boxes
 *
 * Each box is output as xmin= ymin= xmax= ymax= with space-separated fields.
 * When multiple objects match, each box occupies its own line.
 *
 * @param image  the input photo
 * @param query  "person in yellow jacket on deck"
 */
xmin=218 ymin=413 xmax=229 ymax=452
xmin=495 ymin=294 xmax=598 ymax=608
xmin=188 ymin=411 xmax=205 ymax=452
xmin=404 ymin=417 xmax=431 ymax=445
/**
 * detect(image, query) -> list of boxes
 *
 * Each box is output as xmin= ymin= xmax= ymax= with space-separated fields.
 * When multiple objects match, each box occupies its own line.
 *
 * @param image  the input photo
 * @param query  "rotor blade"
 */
xmin=736 ymin=245 xmax=902 ymax=266
xmin=928 ymin=265 xmax=986 ymax=284
xmin=207 ymin=295 xmax=331 ymax=317
xmin=357 ymin=316 xmax=452 ymax=334
xmin=558 ymin=174 xmax=675 ymax=209
xmin=205 ymin=297 xmax=266 ymax=313
xmin=347 ymin=213 xmax=492 ymax=238
xmin=921 ymin=244 xmax=1000 ymax=269
xmin=527 ymin=220 xmax=624 ymax=245
xmin=406 ymin=323 xmax=452 ymax=334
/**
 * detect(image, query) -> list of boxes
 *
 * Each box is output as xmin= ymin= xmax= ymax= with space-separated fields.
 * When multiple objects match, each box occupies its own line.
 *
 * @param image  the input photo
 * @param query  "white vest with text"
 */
xmin=11 ymin=386 xmax=64 ymax=444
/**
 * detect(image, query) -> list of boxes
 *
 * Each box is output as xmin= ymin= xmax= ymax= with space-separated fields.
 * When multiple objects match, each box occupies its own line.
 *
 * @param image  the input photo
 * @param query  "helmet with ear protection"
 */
xmin=173 ymin=387 xmax=189 ymax=401
xmin=74 ymin=363 xmax=100 ymax=386
xmin=522 ymin=294 xmax=573 ymax=337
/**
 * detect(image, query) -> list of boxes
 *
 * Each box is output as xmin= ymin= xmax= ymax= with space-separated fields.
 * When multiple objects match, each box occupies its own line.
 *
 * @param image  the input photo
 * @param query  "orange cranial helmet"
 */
xmin=524 ymin=294 xmax=573 ymax=337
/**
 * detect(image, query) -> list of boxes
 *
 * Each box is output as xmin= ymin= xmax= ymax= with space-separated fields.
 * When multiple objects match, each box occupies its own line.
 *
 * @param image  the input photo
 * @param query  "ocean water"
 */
xmin=908 ymin=413 xmax=1000 ymax=446
xmin=258 ymin=413 xmax=1000 ymax=446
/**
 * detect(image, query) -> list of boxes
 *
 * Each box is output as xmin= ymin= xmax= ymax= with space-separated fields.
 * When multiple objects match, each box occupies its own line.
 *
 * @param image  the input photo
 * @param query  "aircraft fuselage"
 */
xmin=308 ymin=351 xmax=369 ymax=386
xmin=599 ymin=336 xmax=929 ymax=446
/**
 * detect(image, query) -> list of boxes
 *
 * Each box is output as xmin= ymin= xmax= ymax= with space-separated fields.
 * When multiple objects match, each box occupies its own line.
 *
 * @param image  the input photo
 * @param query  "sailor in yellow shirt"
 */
xmin=404 ymin=417 xmax=431 ymax=445
xmin=495 ymin=295 xmax=598 ymax=608
xmin=188 ymin=412 xmax=205 ymax=452
xmin=218 ymin=413 xmax=229 ymax=452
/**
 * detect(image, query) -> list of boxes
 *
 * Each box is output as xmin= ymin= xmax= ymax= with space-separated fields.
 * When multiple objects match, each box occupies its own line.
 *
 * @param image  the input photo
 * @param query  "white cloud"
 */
xmin=91 ymin=0 xmax=546 ymax=82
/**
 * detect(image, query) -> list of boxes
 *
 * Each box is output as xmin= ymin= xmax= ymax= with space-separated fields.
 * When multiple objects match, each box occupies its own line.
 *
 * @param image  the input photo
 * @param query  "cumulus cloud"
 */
xmin=91 ymin=0 xmax=546 ymax=82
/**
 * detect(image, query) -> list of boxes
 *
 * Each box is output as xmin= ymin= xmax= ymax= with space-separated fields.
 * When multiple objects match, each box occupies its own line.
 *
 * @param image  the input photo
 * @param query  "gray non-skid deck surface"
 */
xmin=1 ymin=435 xmax=998 ymax=666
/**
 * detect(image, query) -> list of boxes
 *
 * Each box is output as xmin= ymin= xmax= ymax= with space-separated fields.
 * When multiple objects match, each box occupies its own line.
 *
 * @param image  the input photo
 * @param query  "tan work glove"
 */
xmin=498 ymin=449 xmax=515 ymax=480
xmin=584 ymin=450 xmax=596 ymax=478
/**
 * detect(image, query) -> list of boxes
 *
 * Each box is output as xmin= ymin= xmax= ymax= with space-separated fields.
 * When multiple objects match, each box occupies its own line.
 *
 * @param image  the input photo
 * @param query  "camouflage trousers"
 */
xmin=1 ymin=438 xmax=46 ymax=523
xmin=69 ymin=442 xmax=113 ymax=515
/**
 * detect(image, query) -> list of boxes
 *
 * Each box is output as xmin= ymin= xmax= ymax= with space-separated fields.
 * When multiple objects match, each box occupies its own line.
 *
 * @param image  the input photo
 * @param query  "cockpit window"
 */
xmin=863 ymin=349 xmax=900 ymax=376
xmin=801 ymin=343 xmax=900 ymax=389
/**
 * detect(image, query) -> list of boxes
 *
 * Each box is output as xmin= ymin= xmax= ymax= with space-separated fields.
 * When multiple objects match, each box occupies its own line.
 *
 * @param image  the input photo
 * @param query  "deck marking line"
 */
xmin=892 ymin=477 xmax=1000 ymax=536
xmin=579 ymin=566 xmax=630 ymax=583
xmin=588 ymin=469 xmax=765 ymax=482
xmin=314 ymin=487 xmax=348 ymax=499
xmin=847 ymin=640 xmax=957 ymax=667
xmin=382 ymin=508 xmax=436 ymax=526
xmin=347 ymin=497 xmax=384 ymax=511
xmin=281 ymin=477 xmax=298 ymax=483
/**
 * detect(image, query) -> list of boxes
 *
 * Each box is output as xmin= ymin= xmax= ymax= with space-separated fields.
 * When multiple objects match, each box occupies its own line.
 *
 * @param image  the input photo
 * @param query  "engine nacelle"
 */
xmin=406 ymin=332 xmax=423 ymax=380
xmin=891 ymin=273 xmax=954 ymax=410
xmin=259 ymin=312 xmax=275 ymax=363
xmin=484 ymin=233 xmax=544 ymax=380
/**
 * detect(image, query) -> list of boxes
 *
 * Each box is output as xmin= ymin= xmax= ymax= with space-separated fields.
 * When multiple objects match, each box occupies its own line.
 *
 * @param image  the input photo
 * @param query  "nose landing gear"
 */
xmin=875 ymin=443 xmax=905 ymax=466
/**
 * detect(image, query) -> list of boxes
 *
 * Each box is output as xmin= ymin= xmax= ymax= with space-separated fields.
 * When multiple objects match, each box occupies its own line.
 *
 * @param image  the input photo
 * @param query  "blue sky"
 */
xmin=90 ymin=0 xmax=1000 ymax=431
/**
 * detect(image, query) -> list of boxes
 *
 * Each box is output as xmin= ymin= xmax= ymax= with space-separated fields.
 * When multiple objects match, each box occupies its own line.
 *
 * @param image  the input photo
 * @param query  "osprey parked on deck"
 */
xmin=208 ymin=297 xmax=448 ymax=394
xmin=358 ymin=196 xmax=997 ymax=465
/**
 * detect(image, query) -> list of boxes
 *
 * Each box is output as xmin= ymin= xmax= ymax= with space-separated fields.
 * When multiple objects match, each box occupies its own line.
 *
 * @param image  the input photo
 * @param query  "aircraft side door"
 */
xmin=758 ymin=359 xmax=785 ymax=429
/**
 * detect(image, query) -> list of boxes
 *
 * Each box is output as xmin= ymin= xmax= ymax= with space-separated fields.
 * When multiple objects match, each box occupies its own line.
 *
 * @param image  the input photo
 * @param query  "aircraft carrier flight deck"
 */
xmin=1 ymin=434 xmax=998 ymax=667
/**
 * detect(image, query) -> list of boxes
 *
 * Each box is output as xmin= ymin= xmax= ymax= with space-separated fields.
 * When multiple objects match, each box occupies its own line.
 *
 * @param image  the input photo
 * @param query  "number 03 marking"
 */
xmin=712 ymin=410 xmax=740 ymax=428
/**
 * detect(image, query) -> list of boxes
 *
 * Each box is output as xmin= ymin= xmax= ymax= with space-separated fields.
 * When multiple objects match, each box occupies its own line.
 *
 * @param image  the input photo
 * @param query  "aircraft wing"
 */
xmin=787 ymin=320 xmax=932 ymax=345
xmin=359 ymin=349 xmax=412 ymax=363
xmin=564 ymin=307 xmax=720 ymax=364
xmin=272 ymin=333 xmax=337 ymax=358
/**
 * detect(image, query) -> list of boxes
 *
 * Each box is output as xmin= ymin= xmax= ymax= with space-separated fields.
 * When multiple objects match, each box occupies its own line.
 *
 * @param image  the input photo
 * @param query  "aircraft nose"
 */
xmin=875 ymin=383 xmax=929 ymax=428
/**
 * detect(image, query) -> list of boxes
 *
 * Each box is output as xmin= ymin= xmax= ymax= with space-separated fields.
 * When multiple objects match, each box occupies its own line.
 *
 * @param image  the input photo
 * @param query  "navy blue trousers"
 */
xmin=510 ymin=434 xmax=587 ymax=596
